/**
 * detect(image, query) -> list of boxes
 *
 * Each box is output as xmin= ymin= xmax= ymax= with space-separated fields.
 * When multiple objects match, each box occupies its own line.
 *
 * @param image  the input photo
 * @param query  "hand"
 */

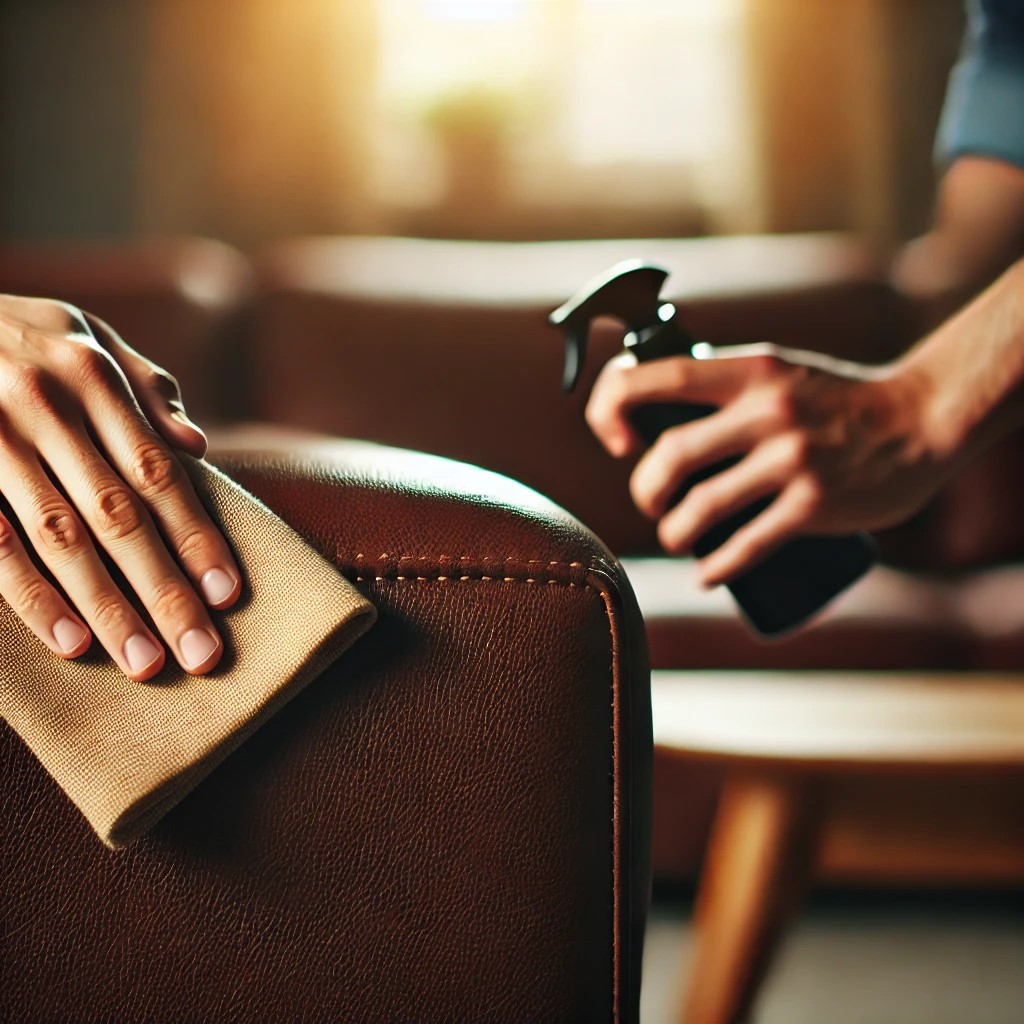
xmin=585 ymin=343 xmax=955 ymax=586
xmin=0 ymin=294 xmax=241 ymax=680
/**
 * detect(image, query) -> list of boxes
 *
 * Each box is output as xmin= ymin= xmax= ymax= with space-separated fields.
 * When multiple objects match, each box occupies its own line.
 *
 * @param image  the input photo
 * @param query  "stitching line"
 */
xmin=345 ymin=553 xmax=593 ymax=589
xmin=353 ymin=576 xmax=594 ymax=589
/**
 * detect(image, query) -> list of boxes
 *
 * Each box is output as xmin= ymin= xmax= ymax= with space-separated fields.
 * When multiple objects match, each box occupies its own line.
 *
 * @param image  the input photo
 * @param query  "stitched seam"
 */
xmin=346 ymin=553 xmax=594 ymax=588
xmin=348 ymin=553 xmax=586 ymax=567
xmin=352 ymin=561 xmax=623 ymax=1016
xmin=353 ymin=576 xmax=595 ymax=589
xmin=590 ymin=575 xmax=623 ymax=1020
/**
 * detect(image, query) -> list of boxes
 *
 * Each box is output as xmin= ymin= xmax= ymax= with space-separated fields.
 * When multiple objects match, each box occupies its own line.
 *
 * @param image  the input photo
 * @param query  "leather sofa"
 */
xmin=1 ymin=436 xmax=651 ymax=1023
xmin=4 ymin=233 xmax=1022 ymax=888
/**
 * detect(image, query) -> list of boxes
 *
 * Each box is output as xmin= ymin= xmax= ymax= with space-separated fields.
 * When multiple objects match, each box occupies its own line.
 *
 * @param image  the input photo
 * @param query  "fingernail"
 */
xmin=179 ymin=627 xmax=219 ymax=671
xmin=200 ymin=567 xmax=237 ymax=606
xmin=124 ymin=633 xmax=163 ymax=673
xmin=53 ymin=617 xmax=89 ymax=655
xmin=170 ymin=408 xmax=204 ymax=435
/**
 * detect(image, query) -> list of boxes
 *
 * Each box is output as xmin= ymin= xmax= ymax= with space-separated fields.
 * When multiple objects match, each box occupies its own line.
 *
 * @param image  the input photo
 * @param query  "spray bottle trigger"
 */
xmin=548 ymin=260 xmax=670 ymax=393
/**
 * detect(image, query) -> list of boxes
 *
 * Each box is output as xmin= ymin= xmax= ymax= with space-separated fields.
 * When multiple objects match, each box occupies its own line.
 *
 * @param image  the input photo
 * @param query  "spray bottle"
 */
xmin=550 ymin=260 xmax=874 ymax=636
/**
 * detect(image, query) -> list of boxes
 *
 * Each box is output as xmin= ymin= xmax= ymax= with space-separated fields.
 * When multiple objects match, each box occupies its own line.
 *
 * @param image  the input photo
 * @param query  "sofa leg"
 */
xmin=680 ymin=769 xmax=822 ymax=1024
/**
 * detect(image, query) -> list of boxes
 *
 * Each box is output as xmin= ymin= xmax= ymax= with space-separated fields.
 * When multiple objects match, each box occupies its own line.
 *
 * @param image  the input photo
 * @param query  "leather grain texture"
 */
xmin=1 ymin=438 xmax=651 ymax=1024
xmin=0 ymin=457 xmax=376 ymax=847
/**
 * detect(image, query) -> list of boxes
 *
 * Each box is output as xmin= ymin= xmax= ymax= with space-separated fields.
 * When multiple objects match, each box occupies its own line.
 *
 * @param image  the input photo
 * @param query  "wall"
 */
xmin=0 ymin=0 xmax=967 ymax=245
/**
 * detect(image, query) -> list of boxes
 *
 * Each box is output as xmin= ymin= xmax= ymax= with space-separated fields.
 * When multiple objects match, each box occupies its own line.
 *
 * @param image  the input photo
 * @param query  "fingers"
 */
xmin=0 ymin=506 xmax=91 ymax=658
xmin=696 ymin=483 xmax=818 ymax=588
xmin=78 ymin=399 xmax=241 ymax=611
xmin=0 ymin=298 xmax=239 ymax=680
xmin=655 ymin=438 xmax=798 ymax=554
xmin=629 ymin=403 xmax=767 ymax=519
xmin=0 ymin=449 xmax=167 ymax=681
xmin=586 ymin=353 xmax=775 ymax=457
xmin=35 ymin=425 xmax=228 ymax=676
xmin=84 ymin=313 xmax=208 ymax=458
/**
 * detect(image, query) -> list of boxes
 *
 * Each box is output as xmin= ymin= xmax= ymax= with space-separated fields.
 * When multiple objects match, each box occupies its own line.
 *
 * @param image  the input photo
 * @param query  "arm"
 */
xmin=585 ymin=257 xmax=1024 ymax=587
xmin=894 ymin=0 xmax=1024 ymax=324
xmin=0 ymin=295 xmax=241 ymax=679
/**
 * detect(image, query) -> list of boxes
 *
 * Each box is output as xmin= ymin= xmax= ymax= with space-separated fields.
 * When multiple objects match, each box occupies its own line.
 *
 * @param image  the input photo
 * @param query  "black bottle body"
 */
xmin=629 ymin=324 xmax=874 ymax=636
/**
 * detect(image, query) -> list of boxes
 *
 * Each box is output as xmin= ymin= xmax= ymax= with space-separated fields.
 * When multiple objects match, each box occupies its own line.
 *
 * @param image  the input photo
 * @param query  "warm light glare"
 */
xmin=373 ymin=0 xmax=754 ymax=228
xmin=421 ymin=0 xmax=529 ymax=22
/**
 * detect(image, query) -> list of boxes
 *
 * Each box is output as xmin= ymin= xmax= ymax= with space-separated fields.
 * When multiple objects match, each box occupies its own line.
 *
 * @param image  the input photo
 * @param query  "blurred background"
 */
xmin=3 ymin=2 xmax=1024 ymax=1023
xmin=1 ymin=0 xmax=961 ymax=246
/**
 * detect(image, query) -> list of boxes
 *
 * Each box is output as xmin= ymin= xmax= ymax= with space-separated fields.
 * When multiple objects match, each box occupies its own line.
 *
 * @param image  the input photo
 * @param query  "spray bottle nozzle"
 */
xmin=548 ymin=260 xmax=670 ymax=393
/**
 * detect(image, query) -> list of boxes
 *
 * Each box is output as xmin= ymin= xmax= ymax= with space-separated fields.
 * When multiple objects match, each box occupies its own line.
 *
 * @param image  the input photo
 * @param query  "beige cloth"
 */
xmin=0 ymin=457 xmax=376 ymax=848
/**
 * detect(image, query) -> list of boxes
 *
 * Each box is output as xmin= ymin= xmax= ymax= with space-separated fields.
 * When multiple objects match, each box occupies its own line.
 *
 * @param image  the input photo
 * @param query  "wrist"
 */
xmin=879 ymin=356 xmax=957 ymax=468
xmin=891 ymin=257 xmax=1024 ymax=466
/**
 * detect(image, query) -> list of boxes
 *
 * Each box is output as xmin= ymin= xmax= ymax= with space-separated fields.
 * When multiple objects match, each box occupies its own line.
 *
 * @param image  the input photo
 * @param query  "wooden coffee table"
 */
xmin=651 ymin=670 xmax=1024 ymax=1024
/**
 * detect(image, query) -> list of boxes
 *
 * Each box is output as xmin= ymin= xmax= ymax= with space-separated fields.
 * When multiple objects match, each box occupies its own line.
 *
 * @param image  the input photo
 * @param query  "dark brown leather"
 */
xmin=0 ymin=238 xmax=252 ymax=421
xmin=251 ymin=235 xmax=899 ymax=557
xmin=1 ymin=438 xmax=651 ymax=1023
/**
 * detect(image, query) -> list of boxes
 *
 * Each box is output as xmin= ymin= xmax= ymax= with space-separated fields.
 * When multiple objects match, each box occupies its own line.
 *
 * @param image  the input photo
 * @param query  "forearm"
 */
xmin=900 ymin=256 xmax=1024 ymax=466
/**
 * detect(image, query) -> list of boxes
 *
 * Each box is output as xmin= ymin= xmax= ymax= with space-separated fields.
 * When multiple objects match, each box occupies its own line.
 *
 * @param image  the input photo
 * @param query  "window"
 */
xmin=372 ymin=0 xmax=755 ymax=236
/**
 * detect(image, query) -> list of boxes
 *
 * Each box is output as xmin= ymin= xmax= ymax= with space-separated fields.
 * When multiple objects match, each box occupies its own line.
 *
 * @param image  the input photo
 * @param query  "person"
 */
xmin=585 ymin=0 xmax=1024 ymax=590
xmin=0 ymin=295 xmax=240 ymax=681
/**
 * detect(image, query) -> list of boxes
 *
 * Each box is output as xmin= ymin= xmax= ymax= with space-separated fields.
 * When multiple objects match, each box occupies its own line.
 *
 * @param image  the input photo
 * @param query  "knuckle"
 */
xmin=14 ymin=575 xmax=51 ymax=617
xmin=69 ymin=343 xmax=118 ymax=387
xmin=795 ymin=477 xmax=824 ymax=517
xmin=2 ymin=363 xmax=58 ymax=412
xmin=665 ymin=426 xmax=692 ymax=465
xmin=94 ymin=483 xmax=145 ymax=542
xmin=766 ymin=387 xmax=798 ymax=427
xmin=35 ymin=502 xmax=83 ymax=555
xmin=0 ymin=407 xmax=16 ymax=448
xmin=130 ymin=440 xmax=180 ymax=498
xmin=149 ymin=577 xmax=197 ymax=624
xmin=751 ymin=353 xmax=782 ymax=380
xmin=38 ymin=299 xmax=88 ymax=335
xmin=174 ymin=525 xmax=214 ymax=566
xmin=92 ymin=593 xmax=132 ymax=634
xmin=783 ymin=431 xmax=811 ymax=469
xmin=0 ymin=517 xmax=17 ymax=559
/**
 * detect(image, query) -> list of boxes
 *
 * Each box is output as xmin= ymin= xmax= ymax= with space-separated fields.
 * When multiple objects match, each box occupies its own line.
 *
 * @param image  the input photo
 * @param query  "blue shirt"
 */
xmin=937 ymin=0 xmax=1024 ymax=169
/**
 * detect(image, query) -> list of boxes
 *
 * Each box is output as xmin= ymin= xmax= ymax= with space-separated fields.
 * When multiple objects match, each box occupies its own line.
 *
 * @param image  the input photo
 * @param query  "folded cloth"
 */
xmin=0 ymin=456 xmax=376 ymax=848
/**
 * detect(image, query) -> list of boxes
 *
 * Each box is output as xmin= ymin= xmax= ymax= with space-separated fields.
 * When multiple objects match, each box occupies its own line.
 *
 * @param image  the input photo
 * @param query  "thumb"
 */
xmin=84 ymin=313 xmax=209 ymax=458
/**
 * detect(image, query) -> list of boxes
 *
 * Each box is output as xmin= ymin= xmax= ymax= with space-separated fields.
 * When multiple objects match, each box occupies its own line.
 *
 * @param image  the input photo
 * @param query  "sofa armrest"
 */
xmin=1 ymin=437 xmax=651 ymax=1024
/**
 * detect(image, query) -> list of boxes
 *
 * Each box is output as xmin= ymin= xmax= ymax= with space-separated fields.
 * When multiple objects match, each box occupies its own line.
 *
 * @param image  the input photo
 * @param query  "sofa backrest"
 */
xmin=248 ymin=235 xmax=900 ymax=556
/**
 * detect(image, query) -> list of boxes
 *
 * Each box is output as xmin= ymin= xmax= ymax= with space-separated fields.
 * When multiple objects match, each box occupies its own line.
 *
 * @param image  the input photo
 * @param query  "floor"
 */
xmin=640 ymin=889 xmax=1024 ymax=1024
